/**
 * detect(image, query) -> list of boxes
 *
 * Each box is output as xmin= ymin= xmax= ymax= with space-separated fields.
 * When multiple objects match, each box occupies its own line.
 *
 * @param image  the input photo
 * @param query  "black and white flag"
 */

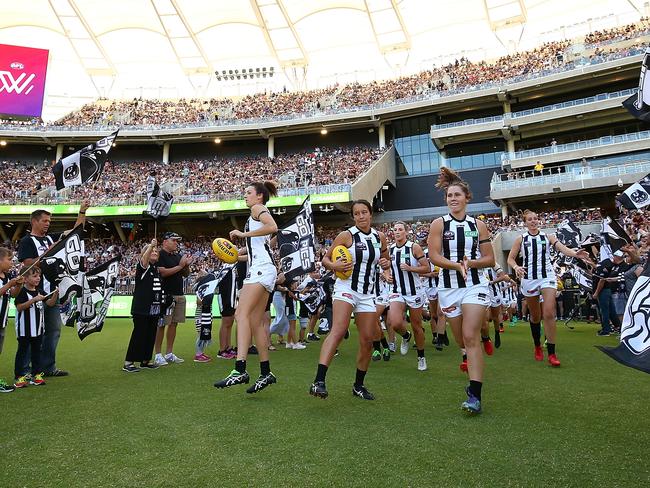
xmin=52 ymin=131 xmax=118 ymax=190
xmin=600 ymin=217 xmax=632 ymax=262
xmin=599 ymin=259 xmax=650 ymax=374
xmin=143 ymin=175 xmax=174 ymax=221
xmin=296 ymin=275 xmax=326 ymax=314
xmin=76 ymin=256 xmax=121 ymax=340
xmin=616 ymin=173 xmax=650 ymax=210
xmin=38 ymin=226 xmax=85 ymax=312
xmin=571 ymin=267 xmax=593 ymax=292
xmin=556 ymin=220 xmax=582 ymax=249
xmin=277 ymin=197 xmax=316 ymax=282
xmin=193 ymin=268 xmax=230 ymax=347
xmin=622 ymin=48 xmax=650 ymax=122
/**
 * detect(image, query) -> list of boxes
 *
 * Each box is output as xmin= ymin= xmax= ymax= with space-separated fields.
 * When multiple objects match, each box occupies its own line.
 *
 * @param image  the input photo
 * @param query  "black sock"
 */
xmin=401 ymin=331 xmax=411 ymax=340
xmin=354 ymin=368 xmax=367 ymax=387
xmin=417 ymin=348 xmax=425 ymax=358
xmin=481 ymin=335 xmax=490 ymax=342
xmin=315 ymin=363 xmax=328 ymax=383
xmin=530 ymin=322 xmax=542 ymax=346
xmin=380 ymin=337 xmax=389 ymax=349
xmin=373 ymin=341 xmax=381 ymax=352
xmin=432 ymin=332 xmax=438 ymax=341
xmin=469 ymin=380 xmax=482 ymax=401
xmin=547 ymin=343 xmax=556 ymax=355
xmin=235 ymin=360 xmax=246 ymax=374
xmin=260 ymin=360 xmax=270 ymax=376
xmin=462 ymin=353 xmax=467 ymax=361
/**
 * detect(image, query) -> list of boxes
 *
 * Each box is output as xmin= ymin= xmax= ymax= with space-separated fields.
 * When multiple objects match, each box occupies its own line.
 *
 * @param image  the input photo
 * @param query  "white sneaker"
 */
xmin=292 ymin=342 xmax=306 ymax=350
xmin=286 ymin=342 xmax=294 ymax=349
xmin=417 ymin=357 xmax=428 ymax=371
xmin=388 ymin=342 xmax=396 ymax=353
xmin=400 ymin=332 xmax=411 ymax=356
xmin=154 ymin=353 xmax=168 ymax=367
xmin=165 ymin=353 xmax=185 ymax=364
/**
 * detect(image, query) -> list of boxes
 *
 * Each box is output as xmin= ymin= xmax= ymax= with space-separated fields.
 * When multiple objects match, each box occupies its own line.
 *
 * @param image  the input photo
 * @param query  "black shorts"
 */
xmin=217 ymin=270 xmax=237 ymax=317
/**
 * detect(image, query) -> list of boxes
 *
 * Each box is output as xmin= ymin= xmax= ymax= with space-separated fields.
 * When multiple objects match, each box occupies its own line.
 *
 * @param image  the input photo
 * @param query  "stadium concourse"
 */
xmin=1 ymin=1 xmax=650 ymax=486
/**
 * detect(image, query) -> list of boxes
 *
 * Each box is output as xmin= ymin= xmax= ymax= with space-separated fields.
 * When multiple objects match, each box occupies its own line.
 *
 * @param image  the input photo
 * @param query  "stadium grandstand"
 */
xmin=1 ymin=1 xmax=650 ymax=486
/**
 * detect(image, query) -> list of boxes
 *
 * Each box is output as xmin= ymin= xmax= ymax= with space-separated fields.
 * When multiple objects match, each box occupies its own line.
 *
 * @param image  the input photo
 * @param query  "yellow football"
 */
xmin=332 ymin=244 xmax=352 ymax=280
xmin=212 ymin=238 xmax=238 ymax=264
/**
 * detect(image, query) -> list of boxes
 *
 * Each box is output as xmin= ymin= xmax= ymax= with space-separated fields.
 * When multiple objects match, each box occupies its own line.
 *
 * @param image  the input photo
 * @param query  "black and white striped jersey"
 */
xmin=389 ymin=241 xmax=422 ymax=296
xmin=520 ymin=231 xmax=554 ymax=280
xmin=439 ymin=214 xmax=487 ymax=289
xmin=485 ymin=265 xmax=503 ymax=297
xmin=15 ymin=287 xmax=45 ymax=338
xmin=245 ymin=215 xmax=274 ymax=268
xmin=0 ymin=274 xmax=11 ymax=329
xmin=422 ymin=248 xmax=439 ymax=289
xmin=346 ymin=226 xmax=381 ymax=295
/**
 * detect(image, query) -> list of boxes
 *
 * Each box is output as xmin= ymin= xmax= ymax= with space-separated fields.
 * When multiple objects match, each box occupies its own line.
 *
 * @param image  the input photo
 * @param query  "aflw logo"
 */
xmin=0 ymin=71 xmax=37 ymax=95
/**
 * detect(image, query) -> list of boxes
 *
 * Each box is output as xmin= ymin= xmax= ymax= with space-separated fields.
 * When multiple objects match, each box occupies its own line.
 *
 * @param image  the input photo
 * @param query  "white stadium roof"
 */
xmin=0 ymin=0 xmax=646 ymax=119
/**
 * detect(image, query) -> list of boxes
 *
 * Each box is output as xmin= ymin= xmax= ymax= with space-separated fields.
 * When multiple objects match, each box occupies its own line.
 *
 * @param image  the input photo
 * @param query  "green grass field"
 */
xmin=1 ymin=318 xmax=649 ymax=487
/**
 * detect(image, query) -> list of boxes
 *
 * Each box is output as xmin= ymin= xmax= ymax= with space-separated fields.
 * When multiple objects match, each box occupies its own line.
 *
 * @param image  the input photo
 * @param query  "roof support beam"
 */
xmin=47 ymin=0 xmax=116 ymax=95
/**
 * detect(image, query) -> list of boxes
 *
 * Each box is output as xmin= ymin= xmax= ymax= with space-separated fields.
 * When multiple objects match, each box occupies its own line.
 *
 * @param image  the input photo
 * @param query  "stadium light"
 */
xmin=320 ymin=128 xmax=328 ymax=135
xmin=0 ymin=140 xmax=6 ymax=146
xmin=214 ymin=138 xmax=221 ymax=144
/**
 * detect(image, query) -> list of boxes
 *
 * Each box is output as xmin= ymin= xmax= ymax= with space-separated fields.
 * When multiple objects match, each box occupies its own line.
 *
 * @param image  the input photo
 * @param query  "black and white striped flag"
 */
xmin=52 ymin=131 xmax=118 ymax=190
xmin=616 ymin=173 xmax=650 ymax=210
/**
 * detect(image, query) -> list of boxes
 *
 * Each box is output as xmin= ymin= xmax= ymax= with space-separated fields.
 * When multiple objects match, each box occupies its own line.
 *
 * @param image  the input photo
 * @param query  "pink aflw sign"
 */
xmin=0 ymin=44 xmax=49 ymax=118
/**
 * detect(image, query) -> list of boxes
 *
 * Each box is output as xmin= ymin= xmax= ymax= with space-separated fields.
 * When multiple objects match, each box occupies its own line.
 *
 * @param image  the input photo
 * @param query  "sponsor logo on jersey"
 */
xmin=464 ymin=230 xmax=479 ymax=238
xmin=355 ymin=242 xmax=367 ymax=250
xmin=443 ymin=231 xmax=455 ymax=240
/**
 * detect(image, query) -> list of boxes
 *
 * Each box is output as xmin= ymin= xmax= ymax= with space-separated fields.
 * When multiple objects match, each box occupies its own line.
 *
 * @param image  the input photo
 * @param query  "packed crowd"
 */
xmin=21 ymin=20 xmax=644 ymax=129
xmin=584 ymin=18 xmax=650 ymax=46
xmin=0 ymin=146 xmax=382 ymax=204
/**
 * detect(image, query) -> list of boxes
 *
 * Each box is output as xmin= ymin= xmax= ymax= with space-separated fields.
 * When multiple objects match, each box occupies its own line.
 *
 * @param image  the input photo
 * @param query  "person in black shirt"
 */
xmin=154 ymin=232 xmax=192 ymax=366
xmin=123 ymin=239 xmax=163 ymax=372
xmin=17 ymin=204 xmax=88 ymax=377
xmin=0 ymin=248 xmax=23 ymax=393
xmin=593 ymin=252 xmax=624 ymax=336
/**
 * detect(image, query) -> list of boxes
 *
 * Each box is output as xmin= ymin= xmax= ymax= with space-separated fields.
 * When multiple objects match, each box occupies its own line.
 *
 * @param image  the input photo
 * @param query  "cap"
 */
xmin=613 ymin=250 xmax=625 ymax=258
xmin=162 ymin=231 xmax=182 ymax=241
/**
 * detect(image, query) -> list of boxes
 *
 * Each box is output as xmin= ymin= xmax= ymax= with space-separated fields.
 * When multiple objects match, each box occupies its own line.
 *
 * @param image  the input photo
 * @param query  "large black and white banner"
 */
xmin=76 ymin=256 xmax=121 ymax=340
xmin=38 ymin=226 xmax=85 ymax=308
xmin=52 ymin=130 xmax=118 ymax=190
xmin=622 ymin=48 xmax=650 ymax=122
xmin=277 ymin=197 xmax=316 ymax=282
xmin=556 ymin=220 xmax=582 ymax=249
xmin=143 ymin=175 xmax=174 ymax=220
xmin=616 ymin=173 xmax=650 ymax=210
xmin=599 ymin=260 xmax=650 ymax=374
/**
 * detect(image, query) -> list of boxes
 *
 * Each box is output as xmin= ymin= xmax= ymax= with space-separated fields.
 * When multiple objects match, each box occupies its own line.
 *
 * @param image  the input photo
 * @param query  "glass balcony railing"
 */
xmin=432 ymin=88 xmax=636 ymax=130
xmin=509 ymin=88 xmax=635 ymax=118
xmin=509 ymin=130 xmax=650 ymax=161
xmin=490 ymin=159 xmax=650 ymax=193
